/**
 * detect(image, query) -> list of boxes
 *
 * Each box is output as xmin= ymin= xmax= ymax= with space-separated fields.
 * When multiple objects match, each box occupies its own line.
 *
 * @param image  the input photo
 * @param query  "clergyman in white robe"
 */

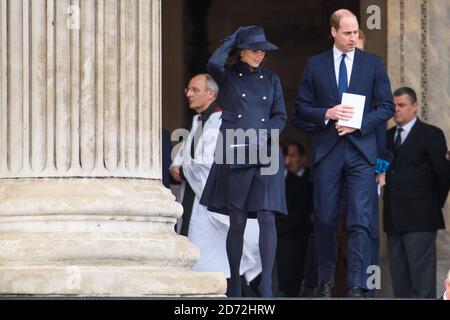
xmin=171 ymin=110 xmax=262 ymax=283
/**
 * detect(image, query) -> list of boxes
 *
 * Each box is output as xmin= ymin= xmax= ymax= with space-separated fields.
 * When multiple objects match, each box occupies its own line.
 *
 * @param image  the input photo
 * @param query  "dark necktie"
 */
xmin=394 ymin=127 xmax=403 ymax=152
xmin=338 ymin=53 xmax=348 ymax=97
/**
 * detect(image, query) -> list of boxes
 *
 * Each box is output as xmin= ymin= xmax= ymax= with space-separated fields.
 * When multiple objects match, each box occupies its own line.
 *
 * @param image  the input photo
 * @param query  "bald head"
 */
xmin=330 ymin=9 xmax=358 ymax=30
xmin=185 ymin=74 xmax=218 ymax=113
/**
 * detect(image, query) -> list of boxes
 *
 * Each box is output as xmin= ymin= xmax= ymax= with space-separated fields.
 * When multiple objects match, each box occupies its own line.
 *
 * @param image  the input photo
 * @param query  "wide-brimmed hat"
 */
xmin=236 ymin=26 xmax=278 ymax=51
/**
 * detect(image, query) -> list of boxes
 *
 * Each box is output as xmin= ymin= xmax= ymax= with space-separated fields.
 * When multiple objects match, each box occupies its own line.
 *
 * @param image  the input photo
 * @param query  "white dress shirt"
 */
xmin=324 ymin=46 xmax=356 ymax=124
xmin=394 ymin=116 xmax=417 ymax=144
xmin=284 ymin=168 xmax=306 ymax=178
xmin=333 ymin=45 xmax=355 ymax=87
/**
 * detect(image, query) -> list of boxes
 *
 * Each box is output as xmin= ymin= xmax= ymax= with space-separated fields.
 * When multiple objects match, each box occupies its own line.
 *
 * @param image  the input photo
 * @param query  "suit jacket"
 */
xmin=383 ymin=118 xmax=449 ymax=233
xmin=293 ymin=48 xmax=394 ymax=165
xmin=276 ymin=168 xmax=313 ymax=242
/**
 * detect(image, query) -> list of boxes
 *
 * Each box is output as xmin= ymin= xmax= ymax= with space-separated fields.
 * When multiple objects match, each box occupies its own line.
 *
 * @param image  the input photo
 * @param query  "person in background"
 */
xmin=171 ymin=74 xmax=262 ymax=290
xmin=384 ymin=86 xmax=449 ymax=298
xmin=276 ymin=142 xmax=313 ymax=297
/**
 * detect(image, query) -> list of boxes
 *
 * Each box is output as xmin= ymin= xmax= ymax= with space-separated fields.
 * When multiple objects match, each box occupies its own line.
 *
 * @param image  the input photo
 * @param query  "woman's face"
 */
xmin=241 ymin=49 xmax=266 ymax=68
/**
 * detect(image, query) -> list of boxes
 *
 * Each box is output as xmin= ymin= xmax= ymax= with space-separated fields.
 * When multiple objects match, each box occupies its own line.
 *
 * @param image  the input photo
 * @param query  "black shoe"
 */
xmin=298 ymin=280 xmax=317 ymax=298
xmin=317 ymin=280 xmax=333 ymax=298
xmin=347 ymin=287 xmax=367 ymax=298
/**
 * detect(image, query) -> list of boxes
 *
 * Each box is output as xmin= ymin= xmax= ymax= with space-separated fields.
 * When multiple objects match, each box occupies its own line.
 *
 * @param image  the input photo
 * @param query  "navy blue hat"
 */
xmin=236 ymin=26 xmax=278 ymax=51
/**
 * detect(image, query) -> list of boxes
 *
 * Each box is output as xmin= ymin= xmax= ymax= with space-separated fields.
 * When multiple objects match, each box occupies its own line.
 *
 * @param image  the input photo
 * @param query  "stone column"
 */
xmin=387 ymin=0 xmax=450 ymax=297
xmin=0 ymin=0 xmax=225 ymax=296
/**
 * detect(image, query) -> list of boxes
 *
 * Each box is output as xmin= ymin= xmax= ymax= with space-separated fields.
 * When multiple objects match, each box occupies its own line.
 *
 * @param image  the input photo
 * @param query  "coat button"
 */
xmin=261 ymin=118 xmax=265 ymax=122
xmin=260 ymin=75 xmax=264 ymax=79
xmin=262 ymin=96 xmax=267 ymax=100
xmin=242 ymin=93 xmax=246 ymax=98
xmin=238 ymin=114 xmax=242 ymax=119
xmin=239 ymin=73 xmax=243 ymax=77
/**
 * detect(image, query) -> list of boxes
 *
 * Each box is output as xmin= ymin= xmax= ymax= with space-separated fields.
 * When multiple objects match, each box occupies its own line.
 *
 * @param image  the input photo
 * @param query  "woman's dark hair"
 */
xmin=225 ymin=47 xmax=267 ymax=70
xmin=226 ymin=48 xmax=242 ymax=67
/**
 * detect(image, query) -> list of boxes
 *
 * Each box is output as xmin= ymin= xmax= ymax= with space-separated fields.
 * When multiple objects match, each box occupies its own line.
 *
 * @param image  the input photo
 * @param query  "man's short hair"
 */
xmin=201 ymin=74 xmax=219 ymax=98
xmin=330 ymin=9 xmax=358 ymax=30
xmin=287 ymin=141 xmax=306 ymax=156
xmin=358 ymin=29 xmax=366 ymax=43
xmin=393 ymin=87 xmax=418 ymax=104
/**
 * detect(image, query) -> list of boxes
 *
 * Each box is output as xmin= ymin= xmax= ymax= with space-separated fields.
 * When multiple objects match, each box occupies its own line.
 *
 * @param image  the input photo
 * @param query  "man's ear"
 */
xmin=331 ymin=27 xmax=337 ymax=38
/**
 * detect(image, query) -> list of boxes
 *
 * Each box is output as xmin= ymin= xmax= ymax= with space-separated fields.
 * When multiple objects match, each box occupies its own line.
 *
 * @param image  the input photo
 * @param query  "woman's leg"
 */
xmin=226 ymin=207 xmax=248 ymax=297
xmin=257 ymin=210 xmax=277 ymax=297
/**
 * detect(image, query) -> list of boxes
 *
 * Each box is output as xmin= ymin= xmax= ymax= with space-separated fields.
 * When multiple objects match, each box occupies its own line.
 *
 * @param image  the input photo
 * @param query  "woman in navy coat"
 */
xmin=200 ymin=26 xmax=287 ymax=297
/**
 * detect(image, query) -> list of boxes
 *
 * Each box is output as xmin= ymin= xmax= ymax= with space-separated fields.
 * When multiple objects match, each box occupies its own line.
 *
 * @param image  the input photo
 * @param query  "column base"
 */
xmin=0 ymin=178 xmax=226 ymax=296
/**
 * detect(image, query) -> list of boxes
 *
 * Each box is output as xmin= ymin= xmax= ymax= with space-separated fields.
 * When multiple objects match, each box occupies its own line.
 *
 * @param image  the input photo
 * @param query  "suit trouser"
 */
xmin=387 ymin=231 xmax=437 ymax=298
xmin=276 ymin=233 xmax=309 ymax=296
xmin=313 ymin=138 xmax=377 ymax=289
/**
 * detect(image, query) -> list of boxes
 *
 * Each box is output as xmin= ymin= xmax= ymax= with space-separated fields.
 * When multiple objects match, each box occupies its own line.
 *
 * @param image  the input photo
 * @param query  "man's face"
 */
xmin=285 ymin=145 xmax=306 ymax=174
xmin=393 ymin=94 xmax=418 ymax=127
xmin=332 ymin=16 xmax=359 ymax=53
xmin=185 ymin=75 xmax=214 ymax=113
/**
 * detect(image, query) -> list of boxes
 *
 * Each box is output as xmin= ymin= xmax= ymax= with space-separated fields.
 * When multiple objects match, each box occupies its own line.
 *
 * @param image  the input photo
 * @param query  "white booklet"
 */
xmin=337 ymin=93 xmax=366 ymax=129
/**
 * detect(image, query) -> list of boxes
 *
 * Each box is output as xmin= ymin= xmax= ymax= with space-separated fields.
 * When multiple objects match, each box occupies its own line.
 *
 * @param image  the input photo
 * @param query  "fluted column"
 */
xmin=0 ymin=0 xmax=225 ymax=296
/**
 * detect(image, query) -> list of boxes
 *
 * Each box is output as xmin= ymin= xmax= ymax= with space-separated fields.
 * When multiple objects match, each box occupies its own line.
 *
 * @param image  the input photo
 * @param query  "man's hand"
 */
xmin=335 ymin=124 xmax=357 ymax=136
xmin=325 ymin=104 xmax=354 ymax=121
xmin=376 ymin=173 xmax=386 ymax=188
xmin=170 ymin=166 xmax=182 ymax=182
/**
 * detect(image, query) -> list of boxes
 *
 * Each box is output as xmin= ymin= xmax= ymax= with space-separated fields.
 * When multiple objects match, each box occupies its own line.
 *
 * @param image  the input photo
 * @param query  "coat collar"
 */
xmin=389 ymin=118 xmax=422 ymax=164
xmin=233 ymin=59 xmax=263 ymax=75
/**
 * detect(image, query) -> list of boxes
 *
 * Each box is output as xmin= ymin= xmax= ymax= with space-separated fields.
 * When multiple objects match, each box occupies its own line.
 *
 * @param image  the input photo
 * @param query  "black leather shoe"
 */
xmin=298 ymin=280 xmax=317 ymax=298
xmin=317 ymin=280 xmax=333 ymax=298
xmin=347 ymin=287 xmax=367 ymax=298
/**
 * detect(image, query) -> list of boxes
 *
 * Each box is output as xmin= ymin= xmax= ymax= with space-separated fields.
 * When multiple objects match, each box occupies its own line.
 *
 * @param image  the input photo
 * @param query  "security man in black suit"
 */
xmin=384 ymin=87 xmax=450 ymax=298
xmin=276 ymin=141 xmax=314 ymax=297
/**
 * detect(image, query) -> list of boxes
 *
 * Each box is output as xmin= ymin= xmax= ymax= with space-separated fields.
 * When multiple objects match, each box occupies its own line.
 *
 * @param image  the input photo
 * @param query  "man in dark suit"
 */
xmin=384 ymin=87 xmax=449 ymax=298
xmin=276 ymin=142 xmax=313 ymax=297
xmin=293 ymin=9 xmax=394 ymax=297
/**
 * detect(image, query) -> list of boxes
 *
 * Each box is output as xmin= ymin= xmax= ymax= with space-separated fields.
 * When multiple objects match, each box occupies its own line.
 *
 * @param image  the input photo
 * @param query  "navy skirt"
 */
xmin=199 ymin=150 xmax=287 ymax=218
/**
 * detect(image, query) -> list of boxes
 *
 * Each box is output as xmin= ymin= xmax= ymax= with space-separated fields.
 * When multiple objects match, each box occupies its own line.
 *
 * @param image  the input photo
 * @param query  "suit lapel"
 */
xmin=395 ymin=118 xmax=422 ymax=163
xmin=325 ymin=50 xmax=339 ymax=100
xmin=348 ymin=49 xmax=362 ymax=92
xmin=387 ymin=127 xmax=395 ymax=151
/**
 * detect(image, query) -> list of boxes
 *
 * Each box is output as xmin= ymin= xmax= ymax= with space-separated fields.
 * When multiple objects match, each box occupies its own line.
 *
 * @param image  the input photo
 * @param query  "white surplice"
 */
xmin=171 ymin=111 xmax=261 ymax=282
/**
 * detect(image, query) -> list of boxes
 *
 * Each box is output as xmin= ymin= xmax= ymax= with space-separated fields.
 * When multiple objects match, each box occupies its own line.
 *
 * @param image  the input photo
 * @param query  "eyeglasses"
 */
xmin=184 ymin=87 xmax=201 ymax=95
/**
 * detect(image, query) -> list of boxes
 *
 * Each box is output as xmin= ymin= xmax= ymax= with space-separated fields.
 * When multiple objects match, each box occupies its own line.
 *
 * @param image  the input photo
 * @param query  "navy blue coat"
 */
xmin=293 ymin=48 xmax=394 ymax=165
xmin=199 ymin=36 xmax=288 ymax=217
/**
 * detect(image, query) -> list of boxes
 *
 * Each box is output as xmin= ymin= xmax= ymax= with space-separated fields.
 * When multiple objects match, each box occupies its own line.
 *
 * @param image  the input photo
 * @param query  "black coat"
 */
xmin=383 ymin=118 xmax=449 ymax=233
xmin=276 ymin=168 xmax=313 ymax=241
